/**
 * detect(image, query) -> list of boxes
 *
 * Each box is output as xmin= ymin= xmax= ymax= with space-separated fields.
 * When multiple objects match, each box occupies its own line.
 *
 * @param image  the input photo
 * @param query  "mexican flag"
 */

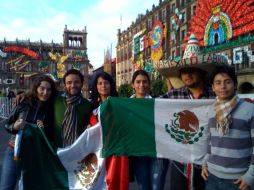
xmin=18 ymin=123 xmax=105 ymax=190
xmin=100 ymin=97 xmax=214 ymax=164
xmin=18 ymin=97 xmax=214 ymax=189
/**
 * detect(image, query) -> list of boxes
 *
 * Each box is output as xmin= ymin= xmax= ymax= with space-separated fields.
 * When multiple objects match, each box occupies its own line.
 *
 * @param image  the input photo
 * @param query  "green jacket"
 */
xmin=53 ymin=94 xmax=93 ymax=148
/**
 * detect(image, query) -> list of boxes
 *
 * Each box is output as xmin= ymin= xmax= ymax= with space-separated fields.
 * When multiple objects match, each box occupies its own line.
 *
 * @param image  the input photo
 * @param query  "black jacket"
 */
xmin=5 ymin=100 xmax=54 ymax=141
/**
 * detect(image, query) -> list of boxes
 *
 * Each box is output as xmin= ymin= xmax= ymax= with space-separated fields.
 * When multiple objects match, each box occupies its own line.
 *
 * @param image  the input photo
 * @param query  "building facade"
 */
xmin=116 ymin=0 xmax=254 ymax=93
xmin=0 ymin=25 xmax=92 ymax=97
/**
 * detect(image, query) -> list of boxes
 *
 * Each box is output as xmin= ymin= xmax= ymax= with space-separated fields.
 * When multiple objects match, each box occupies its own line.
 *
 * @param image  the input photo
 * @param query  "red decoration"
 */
xmin=4 ymin=46 xmax=39 ymax=58
xmin=189 ymin=0 xmax=254 ymax=45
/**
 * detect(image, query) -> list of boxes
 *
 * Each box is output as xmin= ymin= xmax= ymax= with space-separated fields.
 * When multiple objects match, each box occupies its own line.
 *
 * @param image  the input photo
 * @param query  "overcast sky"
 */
xmin=0 ymin=0 xmax=158 ymax=69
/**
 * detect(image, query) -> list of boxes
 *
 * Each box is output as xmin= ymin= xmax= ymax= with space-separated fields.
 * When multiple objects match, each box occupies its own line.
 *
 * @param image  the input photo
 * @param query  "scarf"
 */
xmin=62 ymin=93 xmax=82 ymax=147
xmin=214 ymin=95 xmax=239 ymax=136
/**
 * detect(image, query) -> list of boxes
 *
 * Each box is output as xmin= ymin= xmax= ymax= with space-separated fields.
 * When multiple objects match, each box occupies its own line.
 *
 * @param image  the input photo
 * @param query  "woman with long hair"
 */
xmin=90 ymin=72 xmax=129 ymax=190
xmin=0 ymin=75 xmax=57 ymax=190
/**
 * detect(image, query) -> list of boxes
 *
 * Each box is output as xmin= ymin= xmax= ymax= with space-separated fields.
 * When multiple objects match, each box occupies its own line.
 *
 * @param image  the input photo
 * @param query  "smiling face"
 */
xmin=180 ymin=68 xmax=203 ymax=88
xmin=212 ymin=72 xmax=236 ymax=101
xmin=97 ymin=77 xmax=111 ymax=101
xmin=132 ymin=74 xmax=150 ymax=98
xmin=37 ymin=81 xmax=52 ymax=102
xmin=64 ymin=74 xmax=83 ymax=96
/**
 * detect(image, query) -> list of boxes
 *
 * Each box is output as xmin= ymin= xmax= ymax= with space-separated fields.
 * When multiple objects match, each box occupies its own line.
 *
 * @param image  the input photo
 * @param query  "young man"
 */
xmin=201 ymin=65 xmax=254 ymax=190
xmin=53 ymin=69 xmax=93 ymax=147
xmin=162 ymin=66 xmax=215 ymax=190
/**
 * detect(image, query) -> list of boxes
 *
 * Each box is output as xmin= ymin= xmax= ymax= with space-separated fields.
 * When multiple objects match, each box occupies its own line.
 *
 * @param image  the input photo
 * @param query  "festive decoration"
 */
xmin=233 ymin=46 xmax=254 ymax=64
xmin=151 ymin=20 xmax=163 ymax=51
xmin=10 ymin=61 xmax=30 ymax=71
xmin=204 ymin=5 xmax=232 ymax=46
xmin=38 ymin=61 xmax=49 ymax=72
xmin=150 ymin=20 xmax=164 ymax=62
xmin=154 ymin=34 xmax=228 ymax=81
xmin=132 ymin=29 xmax=146 ymax=56
xmin=189 ymin=0 xmax=254 ymax=46
xmin=0 ymin=49 xmax=7 ymax=57
xmin=4 ymin=46 xmax=39 ymax=58
xmin=134 ymin=54 xmax=144 ymax=71
xmin=72 ymin=62 xmax=81 ymax=70
xmin=46 ymin=72 xmax=60 ymax=82
xmin=48 ymin=52 xmax=69 ymax=79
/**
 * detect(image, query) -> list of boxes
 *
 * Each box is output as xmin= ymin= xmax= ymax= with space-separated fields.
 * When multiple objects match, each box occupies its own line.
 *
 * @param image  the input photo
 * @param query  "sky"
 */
xmin=0 ymin=0 xmax=158 ymax=69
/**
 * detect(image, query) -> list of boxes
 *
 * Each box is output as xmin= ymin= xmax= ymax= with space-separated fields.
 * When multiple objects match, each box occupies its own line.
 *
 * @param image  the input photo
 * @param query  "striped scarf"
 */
xmin=214 ymin=95 xmax=239 ymax=136
xmin=62 ymin=94 xmax=82 ymax=147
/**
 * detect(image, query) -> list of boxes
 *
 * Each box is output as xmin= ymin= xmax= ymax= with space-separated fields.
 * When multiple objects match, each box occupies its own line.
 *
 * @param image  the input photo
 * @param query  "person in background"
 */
xmin=161 ymin=67 xmax=215 ymax=190
xmin=201 ymin=65 xmax=254 ymax=190
xmin=0 ymin=75 xmax=57 ymax=190
xmin=89 ymin=72 xmax=129 ymax=190
xmin=131 ymin=69 xmax=169 ymax=190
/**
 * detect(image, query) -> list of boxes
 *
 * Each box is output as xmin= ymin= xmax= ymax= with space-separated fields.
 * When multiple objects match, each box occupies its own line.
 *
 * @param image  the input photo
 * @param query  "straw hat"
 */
xmin=155 ymin=34 xmax=228 ymax=88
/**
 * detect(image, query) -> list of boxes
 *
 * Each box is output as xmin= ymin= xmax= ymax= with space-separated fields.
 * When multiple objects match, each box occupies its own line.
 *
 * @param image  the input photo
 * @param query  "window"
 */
xmin=162 ymin=9 xmax=166 ymax=22
xmin=181 ymin=30 xmax=186 ymax=41
xmin=192 ymin=5 xmax=196 ymax=15
xmin=182 ymin=11 xmax=186 ymax=23
xmin=171 ymin=3 xmax=176 ymax=13
xmin=148 ymin=18 xmax=152 ymax=29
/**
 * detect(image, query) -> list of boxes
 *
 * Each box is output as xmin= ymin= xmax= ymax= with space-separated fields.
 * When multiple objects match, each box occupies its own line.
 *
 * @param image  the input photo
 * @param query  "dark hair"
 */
xmin=26 ymin=75 xmax=57 ymax=106
xmin=179 ymin=67 xmax=207 ymax=81
xmin=210 ymin=65 xmax=237 ymax=85
xmin=91 ymin=72 xmax=118 ymax=108
xmin=63 ymin=69 xmax=84 ymax=84
xmin=131 ymin=70 xmax=150 ymax=84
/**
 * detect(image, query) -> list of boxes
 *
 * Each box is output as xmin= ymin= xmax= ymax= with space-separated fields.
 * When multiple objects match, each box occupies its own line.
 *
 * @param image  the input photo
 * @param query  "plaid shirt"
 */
xmin=161 ymin=86 xmax=215 ymax=99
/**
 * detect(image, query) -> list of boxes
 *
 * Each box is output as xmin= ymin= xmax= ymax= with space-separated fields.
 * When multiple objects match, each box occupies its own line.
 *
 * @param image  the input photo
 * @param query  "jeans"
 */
xmin=206 ymin=173 xmax=250 ymax=190
xmin=132 ymin=157 xmax=169 ymax=190
xmin=170 ymin=161 xmax=205 ymax=190
xmin=0 ymin=146 xmax=17 ymax=190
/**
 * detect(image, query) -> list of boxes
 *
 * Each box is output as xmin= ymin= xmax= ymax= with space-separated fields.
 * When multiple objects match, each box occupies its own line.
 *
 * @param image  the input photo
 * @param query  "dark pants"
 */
xmin=0 ymin=147 xmax=17 ymax=190
xmin=206 ymin=173 xmax=250 ymax=190
xmin=170 ymin=161 xmax=205 ymax=190
xmin=132 ymin=157 xmax=169 ymax=190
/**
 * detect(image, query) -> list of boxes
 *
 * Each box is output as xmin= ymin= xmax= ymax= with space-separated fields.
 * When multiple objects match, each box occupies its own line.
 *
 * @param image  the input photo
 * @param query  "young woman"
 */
xmin=130 ymin=70 xmax=169 ymax=190
xmin=90 ymin=72 xmax=129 ymax=190
xmin=0 ymin=75 xmax=57 ymax=190
xmin=201 ymin=66 xmax=254 ymax=190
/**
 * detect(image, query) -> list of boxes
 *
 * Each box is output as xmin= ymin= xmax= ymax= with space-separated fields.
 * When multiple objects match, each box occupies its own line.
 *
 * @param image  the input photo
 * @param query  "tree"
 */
xmin=118 ymin=84 xmax=133 ymax=97
xmin=150 ymin=79 xmax=168 ymax=97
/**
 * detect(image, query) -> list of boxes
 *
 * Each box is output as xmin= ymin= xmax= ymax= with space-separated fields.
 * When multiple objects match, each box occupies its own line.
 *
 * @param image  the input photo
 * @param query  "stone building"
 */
xmin=0 ymin=25 xmax=92 ymax=97
xmin=116 ymin=0 xmax=254 ymax=94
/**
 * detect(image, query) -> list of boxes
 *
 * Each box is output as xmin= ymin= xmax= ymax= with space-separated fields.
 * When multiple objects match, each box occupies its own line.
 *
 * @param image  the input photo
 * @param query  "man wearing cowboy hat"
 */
xmin=160 ymin=34 xmax=228 ymax=190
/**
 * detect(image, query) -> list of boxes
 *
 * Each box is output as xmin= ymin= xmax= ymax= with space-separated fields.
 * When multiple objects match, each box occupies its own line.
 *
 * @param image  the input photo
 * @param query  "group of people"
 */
xmin=0 ymin=63 xmax=254 ymax=190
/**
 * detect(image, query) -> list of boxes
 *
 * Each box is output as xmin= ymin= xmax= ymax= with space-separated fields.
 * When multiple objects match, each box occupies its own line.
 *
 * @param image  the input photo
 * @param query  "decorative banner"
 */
xmin=151 ymin=47 xmax=163 ymax=61
xmin=3 ymin=78 xmax=15 ymax=85
xmin=4 ymin=46 xmax=39 ymax=58
xmin=204 ymin=6 xmax=232 ymax=46
xmin=132 ymin=29 xmax=146 ymax=56
xmin=48 ymin=52 xmax=69 ymax=79
xmin=150 ymin=20 xmax=163 ymax=51
xmin=72 ymin=62 xmax=81 ymax=70
xmin=189 ymin=0 xmax=254 ymax=46
xmin=10 ymin=61 xmax=30 ymax=71
xmin=0 ymin=49 xmax=7 ymax=57
xmin=7 ymin=55 xmax=25 ymax=65
xmin=233 ymin=46 xmax=254 ymax=64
